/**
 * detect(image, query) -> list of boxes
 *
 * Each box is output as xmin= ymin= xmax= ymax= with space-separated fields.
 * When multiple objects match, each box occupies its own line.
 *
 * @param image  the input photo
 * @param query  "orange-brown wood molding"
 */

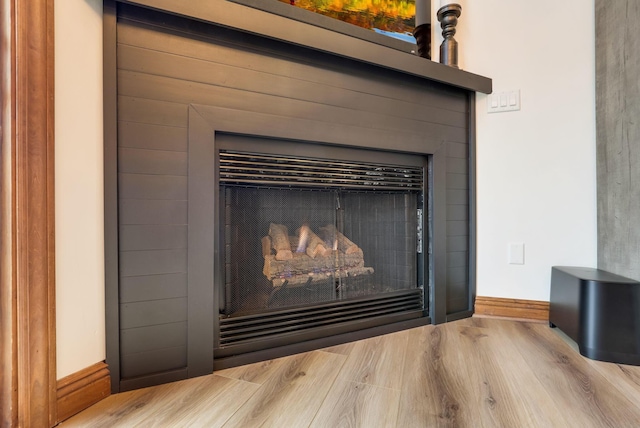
xmin=0 ymin=0 xmax=56 ymax=426
xmin=56 ymin=362 xmax=111 ymax=423
xmin=474 ymin=296 xmax=549 ymax=322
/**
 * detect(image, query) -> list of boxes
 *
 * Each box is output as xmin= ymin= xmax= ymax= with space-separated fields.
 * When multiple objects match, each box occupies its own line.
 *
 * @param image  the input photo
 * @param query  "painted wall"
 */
xmin=55 ymin=0 xmax=105 ymax=379
xmin=432 ymin=0 xmax=597 ymax=301
xmin=53 ymin=0 xmax=596 ymax=378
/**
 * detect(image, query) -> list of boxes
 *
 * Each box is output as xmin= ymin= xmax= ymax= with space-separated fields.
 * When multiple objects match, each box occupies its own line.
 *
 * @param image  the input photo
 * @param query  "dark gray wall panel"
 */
xmin=446 ymin=157 xmax=468 ymax=174
xmin=117 ymin=70 xmax=468 ymax=144
xmin=120 ymin=273 xmax=187 ymax=303
xmin=446 ymin=173 xmax=468 ymax=190
xmin=446 ymin=221 xmax=468 ymax=237
xmin=596 ymin=0 xmax=640 ymax=280
xmin=447 ymin=205 xmax=469 ymax=221
xmin=119 ymin=249 xmax=187 ymax=277
xmin=446 ymin=190 xmax=468 ymax=205
xmin=120 ymin=321 xmax=187 ymax=355
xmin=120 ymin=346 xmax=187 ymax=379
xmin=118 ymin=96 xmax=188 ymax=127
xmin=117 ymin=44 xmax=467 ymax=129
xmin=118 ymin=173 xmax=187 ymax=200
xmin=119 ymin=121 xmax=187 ymax=152
xmin=118 ymin=148 xmax=188 ymax=176
xmin=447 ymin=142 xmax=468 ymax=159
xmin=120 ymin=297 xmax=188 ymax=329
xmin=119 ymin=225 xmax=187 ymax=251
xmin=119 ymin=199 xmax=187 ymax=225
xmin=117 ymin=20 xmax=471 ymax=113
xmin=447 ymin=251 xmax=467 ymax=268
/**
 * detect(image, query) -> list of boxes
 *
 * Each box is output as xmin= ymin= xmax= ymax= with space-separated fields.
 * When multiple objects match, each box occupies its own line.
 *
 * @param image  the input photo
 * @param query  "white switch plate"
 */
xmin=508 ymin=242 xmax=525 ymax=265
xmin=488 ymin=90 xmax=521 ymax=113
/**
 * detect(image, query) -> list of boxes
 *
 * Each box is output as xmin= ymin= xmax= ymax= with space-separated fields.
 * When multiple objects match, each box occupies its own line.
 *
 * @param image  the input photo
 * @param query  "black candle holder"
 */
xmin=413 ymin=24 xmax=431 ymax=60
xmin=437 ymin=3 xmax=462 ymax=68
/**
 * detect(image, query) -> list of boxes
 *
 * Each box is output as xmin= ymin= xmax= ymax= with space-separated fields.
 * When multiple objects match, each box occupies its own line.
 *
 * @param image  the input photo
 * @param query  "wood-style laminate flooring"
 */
xmin=59 ymin=318 xmax=640 ymax=427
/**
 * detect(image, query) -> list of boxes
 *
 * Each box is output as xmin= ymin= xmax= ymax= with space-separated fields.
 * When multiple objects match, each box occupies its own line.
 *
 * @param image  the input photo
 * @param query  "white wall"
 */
xmin=52 ymin=0 xmax=596 ymax=379
xmin=433 ymin=0 xmax=597 ymax=301
xmin=55 ymin=0 xmax=105 ymax=379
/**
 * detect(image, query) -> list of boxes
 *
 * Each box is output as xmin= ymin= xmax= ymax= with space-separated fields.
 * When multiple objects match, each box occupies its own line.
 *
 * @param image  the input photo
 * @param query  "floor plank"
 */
xmin=498 ymin=319 xmax=640 ymax=427
xmin=337 ymin=329 xmax=409 ymax=390
xmin=310 ymin=379 xmax=400 ymax=428
xmin=220 ymin=351 xmax=347 ymax=427
xmin=61 ymin=318 xmax=640 ymax=428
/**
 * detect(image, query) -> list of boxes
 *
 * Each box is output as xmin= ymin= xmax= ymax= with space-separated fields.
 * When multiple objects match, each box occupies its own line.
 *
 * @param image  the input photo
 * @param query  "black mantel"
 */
xmin=116 ymin=0 xmax=492 ymax=94
xmin=105 ymin=0 xmax=492 ymax=393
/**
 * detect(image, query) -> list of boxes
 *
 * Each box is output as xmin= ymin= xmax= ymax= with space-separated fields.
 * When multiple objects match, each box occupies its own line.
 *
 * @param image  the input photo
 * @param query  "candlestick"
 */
xmin=413 ymin=0 xmax=431 ymax=59
xmin=437 ymin=3 xmax=462 ymax=68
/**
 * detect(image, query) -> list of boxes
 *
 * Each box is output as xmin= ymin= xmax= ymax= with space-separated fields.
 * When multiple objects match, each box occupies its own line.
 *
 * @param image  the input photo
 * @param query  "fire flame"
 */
xmin=297 ymin=224 xmax=311 ymax=253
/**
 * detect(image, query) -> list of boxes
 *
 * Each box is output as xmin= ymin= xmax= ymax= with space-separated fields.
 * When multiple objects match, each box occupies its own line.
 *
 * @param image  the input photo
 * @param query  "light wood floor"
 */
xmin=59 ymin=318 xmax=640 ymax=427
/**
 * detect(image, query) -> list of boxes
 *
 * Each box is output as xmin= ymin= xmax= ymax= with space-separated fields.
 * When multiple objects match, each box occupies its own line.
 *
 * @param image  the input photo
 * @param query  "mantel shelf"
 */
xmin=119 ymin=0 xmax=492 ymax=94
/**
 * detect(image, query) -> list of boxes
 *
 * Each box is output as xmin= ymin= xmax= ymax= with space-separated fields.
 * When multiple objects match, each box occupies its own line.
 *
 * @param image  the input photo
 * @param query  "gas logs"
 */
xmin=263 ymin=223 xmax=373 ymax=287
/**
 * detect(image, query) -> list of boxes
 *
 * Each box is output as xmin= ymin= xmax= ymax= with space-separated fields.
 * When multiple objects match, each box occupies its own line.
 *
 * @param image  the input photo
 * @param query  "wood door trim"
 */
xmin=474 ymin=296 xmax=549 ymax=322
xmin=0 ymin=0 xmax=57 ymax=426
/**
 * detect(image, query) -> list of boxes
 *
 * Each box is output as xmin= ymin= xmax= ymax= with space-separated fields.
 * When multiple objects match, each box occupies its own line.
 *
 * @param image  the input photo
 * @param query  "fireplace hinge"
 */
xmin=417 ymin=208 xmax=423 ymax=254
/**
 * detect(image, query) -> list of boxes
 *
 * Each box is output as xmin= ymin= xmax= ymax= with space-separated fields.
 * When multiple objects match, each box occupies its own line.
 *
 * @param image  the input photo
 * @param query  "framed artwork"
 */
xmin=230 ymin=0 xmax=425 ymax=53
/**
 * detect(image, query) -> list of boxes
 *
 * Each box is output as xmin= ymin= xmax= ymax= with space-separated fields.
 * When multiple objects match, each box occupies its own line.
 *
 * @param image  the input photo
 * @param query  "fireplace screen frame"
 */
xmin=185 ymin=104 xmax=449 ymax=368
xmin=214 ymin=136 xmax=429 ymax=357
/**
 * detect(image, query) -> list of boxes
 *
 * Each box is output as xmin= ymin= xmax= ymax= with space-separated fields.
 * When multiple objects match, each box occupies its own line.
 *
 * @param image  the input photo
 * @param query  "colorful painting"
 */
xmin=278 ymin=0 xmax=416 ymax=43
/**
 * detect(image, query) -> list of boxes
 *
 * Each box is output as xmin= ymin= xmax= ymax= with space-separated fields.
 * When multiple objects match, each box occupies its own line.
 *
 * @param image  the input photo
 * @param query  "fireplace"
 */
xmin=215 ymin=143 xmax=427 ymax=357
xmin=106 ymin=2 xmax=489 ymax=392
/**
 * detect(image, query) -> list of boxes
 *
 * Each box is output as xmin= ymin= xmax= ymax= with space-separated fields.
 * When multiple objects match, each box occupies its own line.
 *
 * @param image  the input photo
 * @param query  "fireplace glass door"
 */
xmin=216 ymin=149 xmax=427 ymax=354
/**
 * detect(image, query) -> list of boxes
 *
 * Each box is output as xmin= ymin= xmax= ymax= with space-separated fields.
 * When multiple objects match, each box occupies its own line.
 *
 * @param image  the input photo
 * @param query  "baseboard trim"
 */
xmin=474 ymin=296 xmax=549 ymax=322
xmin=56 ymin=362 xmax=111 ymax=423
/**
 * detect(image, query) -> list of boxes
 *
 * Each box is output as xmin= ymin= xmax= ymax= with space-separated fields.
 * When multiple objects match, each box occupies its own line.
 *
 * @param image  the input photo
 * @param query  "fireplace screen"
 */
xmin=218 ymin=149 xmax=426 ymax=349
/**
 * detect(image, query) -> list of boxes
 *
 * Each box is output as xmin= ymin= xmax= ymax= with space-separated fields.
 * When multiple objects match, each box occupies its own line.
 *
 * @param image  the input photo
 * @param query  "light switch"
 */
xmin=487 ymin=90 xmax=521 ymax=113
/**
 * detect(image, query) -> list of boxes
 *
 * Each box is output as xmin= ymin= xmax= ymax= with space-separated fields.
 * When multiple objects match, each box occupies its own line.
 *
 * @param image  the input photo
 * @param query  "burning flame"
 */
xmin=297 ymin=224 xmax=311 ymax=253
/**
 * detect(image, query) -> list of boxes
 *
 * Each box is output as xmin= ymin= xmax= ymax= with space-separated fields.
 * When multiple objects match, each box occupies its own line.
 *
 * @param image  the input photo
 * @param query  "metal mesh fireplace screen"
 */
xmin=217 ymin=150 xmax=425 ymax=348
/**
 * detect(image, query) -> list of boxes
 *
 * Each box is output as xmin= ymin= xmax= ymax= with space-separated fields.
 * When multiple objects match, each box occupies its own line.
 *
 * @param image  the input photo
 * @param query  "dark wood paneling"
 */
xmin=446 ymin=190 xmax=468 ymax=205
xmin=118 ymin=148 xmax=188 ymax=176
xmin=119 ymin=199 xmax=187 ymax=225
xmin=119 ymin=249 xmax=187 ymax=277
xmin=120 ymin=273 xmax=188 ymax=303
xmin=447 ymin=141 xmax=468 ymax=159
xmin=446 ymin=173 xmax=468 ymax=190
xmin=447 ymin=236 xmax=467 ymax=252
xmin=446 ymin=221 xmax=468 ymax=236
xmin=119 ymin=225 xmax=187 ymax=251
xmin=446 ymin=157 xmax=468 ymax=174
xmin=186 ymin=108 xmax=216 ymax=377
xmin=104 ymin=0 xmax=121 ymax=395
xmin=119 ymin=297 xmax=188 ymax=330
xmin=120 ymin=322 xmax=187 ymax=355
xmin=118 ymin=96 xmax=187 ymax=127
xmin=118 ymin=121 xmax=187 ymax=152
xmin=117 ymin=71 xmax=468 ymax=144
xmin=116 ymin=19 xmax=473 ymax=111
xmin=117 ymin=44 xmax=467 ymax=129
xmin=120 ymin=346 xmax=187 ymax=379
xmin=118 ymin=173 xmax=187 ymax=200
xmin=447 ymin=205 xmax=469 ymax=221
xmin=447 ymin=252 xmax=468 ymax=268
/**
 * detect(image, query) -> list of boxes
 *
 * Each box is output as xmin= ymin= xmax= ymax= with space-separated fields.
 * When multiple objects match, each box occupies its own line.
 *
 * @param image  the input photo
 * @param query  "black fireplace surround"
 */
xmin=105 ymin=1 xmax=489 ymax=392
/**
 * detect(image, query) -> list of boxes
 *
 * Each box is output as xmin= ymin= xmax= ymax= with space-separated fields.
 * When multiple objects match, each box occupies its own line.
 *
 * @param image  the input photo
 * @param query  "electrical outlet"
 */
xmin=508 ymin=242 xmax=525 ymax=265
